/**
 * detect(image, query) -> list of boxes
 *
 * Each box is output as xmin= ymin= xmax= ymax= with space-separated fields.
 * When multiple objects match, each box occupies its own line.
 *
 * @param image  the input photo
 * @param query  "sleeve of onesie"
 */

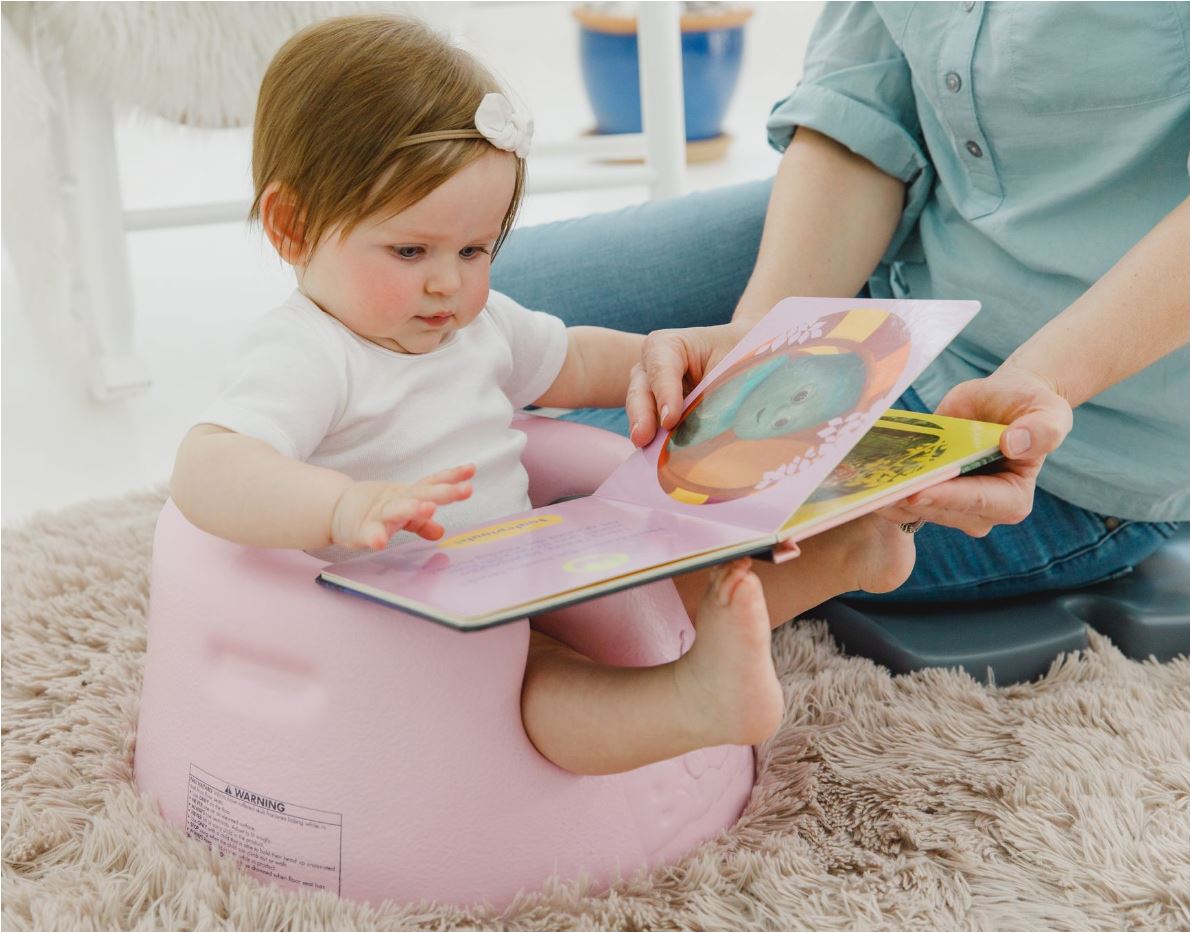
xmin=484 ymin=291 xmax=570 ymax=408
xmin=765 ymin=1 xmax=935 ymax=261
xmin=196 ymin=310 xmax=346 ymax=462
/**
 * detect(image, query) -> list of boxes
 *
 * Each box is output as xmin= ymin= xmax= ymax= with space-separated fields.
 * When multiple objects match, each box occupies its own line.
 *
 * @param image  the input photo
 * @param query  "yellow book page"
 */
xmin=779 ymin=410 xmax=1004 ymax=536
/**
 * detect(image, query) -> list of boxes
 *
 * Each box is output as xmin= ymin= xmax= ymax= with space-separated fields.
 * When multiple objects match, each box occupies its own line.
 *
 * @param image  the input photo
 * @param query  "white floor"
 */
xmin=1 ymin=1 xmax=823 ymax=525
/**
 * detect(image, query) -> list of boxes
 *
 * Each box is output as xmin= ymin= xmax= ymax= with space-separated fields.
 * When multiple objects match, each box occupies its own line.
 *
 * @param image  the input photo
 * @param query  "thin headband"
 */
xmin=391 ymin=93 xmax=533 ymax=159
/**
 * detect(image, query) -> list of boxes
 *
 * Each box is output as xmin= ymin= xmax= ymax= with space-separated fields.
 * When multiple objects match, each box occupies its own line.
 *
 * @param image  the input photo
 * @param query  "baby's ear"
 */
xmin=260 ymin=183 xmax=309 ymax=264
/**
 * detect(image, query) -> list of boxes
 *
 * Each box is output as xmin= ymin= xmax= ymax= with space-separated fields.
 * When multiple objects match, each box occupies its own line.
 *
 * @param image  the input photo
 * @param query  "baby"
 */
xmin=173 ymin=14 xmax=914 ymax=776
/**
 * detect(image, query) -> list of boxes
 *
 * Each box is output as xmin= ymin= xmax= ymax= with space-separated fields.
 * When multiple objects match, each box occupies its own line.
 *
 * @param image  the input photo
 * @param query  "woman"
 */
xmin=494 ymin=1 xmax=1189 ymax=603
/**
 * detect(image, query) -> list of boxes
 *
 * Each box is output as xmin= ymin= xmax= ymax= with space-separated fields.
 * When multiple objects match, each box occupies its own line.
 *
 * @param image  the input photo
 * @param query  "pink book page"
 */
xmin=320 ymin=496 xmax=759 ymax=621
xmin=595 ymin=297 xmax=980 ymax=534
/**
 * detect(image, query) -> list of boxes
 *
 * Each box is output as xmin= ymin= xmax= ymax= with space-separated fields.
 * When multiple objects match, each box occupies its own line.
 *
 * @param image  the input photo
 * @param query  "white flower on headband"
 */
xmin=474 ymin=93 xmax=533 ymax=159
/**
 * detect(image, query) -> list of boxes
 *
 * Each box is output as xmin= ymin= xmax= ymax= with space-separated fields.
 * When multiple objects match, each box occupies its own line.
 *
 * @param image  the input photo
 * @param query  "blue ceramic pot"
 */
xmin=575 ymin=10 xmax=751 ymax=141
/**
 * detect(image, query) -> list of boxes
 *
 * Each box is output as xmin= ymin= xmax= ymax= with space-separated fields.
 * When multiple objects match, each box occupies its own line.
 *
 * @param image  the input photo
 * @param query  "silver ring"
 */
xmin=899 ymin=519 xmax=926 ymax=534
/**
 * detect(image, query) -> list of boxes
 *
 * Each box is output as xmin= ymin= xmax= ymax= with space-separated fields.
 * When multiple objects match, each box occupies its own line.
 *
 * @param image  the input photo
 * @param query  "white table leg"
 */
xmin=54 ymin=74 xmax=152 ymax=400
xmin=637 ymin=1 xmax=687 ymax=200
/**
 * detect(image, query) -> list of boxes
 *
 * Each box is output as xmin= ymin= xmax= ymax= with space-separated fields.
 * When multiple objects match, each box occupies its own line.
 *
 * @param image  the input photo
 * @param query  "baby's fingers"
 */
xmin=379 ymin=497 xmax=435 ymax=526
xmin=406 ymin=518 xmax=446 ymax=541
xmin=406 ymin=479 xmax=473 ymax=505
xmin=626 ymin=362 xmax=661 ymax=447
xmin=384 ymin=500 xmax=447 ymax=542
xmin=359 ymin=519 xmax=394 ymax=551
xmin=415 ymin=463 xmax=476 ymax=486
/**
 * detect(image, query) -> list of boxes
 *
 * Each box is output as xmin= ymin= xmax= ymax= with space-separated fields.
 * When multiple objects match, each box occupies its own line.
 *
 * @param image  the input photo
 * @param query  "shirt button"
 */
xmin=965 ymin=140 xmax=983 ymax=158
xmin=945 ymin=72 xmax=962 ymax=93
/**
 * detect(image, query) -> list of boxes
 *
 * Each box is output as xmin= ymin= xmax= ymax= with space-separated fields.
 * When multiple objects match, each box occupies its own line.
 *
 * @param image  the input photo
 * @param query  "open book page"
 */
xmin=779 ymin=411 xmax=1004 ymax=542
xmin=595 ymin=297 xmax=981 ymax=534
xmin=318 ymin=297 xmax=987 ymax=629
xmin=319 ymin=496 xmax=765 ymax=627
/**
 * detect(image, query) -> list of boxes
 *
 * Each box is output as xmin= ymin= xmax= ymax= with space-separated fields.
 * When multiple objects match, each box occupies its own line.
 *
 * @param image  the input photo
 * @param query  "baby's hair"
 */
xmin=250 ymin=14 xmax=525 ymax=258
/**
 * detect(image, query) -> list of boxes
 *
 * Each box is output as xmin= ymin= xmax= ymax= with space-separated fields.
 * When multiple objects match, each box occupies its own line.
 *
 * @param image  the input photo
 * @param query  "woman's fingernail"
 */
xmin=1005 ymin=428 xmax=1032 ymax=457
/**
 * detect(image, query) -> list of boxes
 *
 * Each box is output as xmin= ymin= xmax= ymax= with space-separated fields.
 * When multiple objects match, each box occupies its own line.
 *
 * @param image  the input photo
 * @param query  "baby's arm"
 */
xmin=172 ymin=424 xmax=473 ymax=550
xmin=534 ymin=326 xmax=645 ymax=410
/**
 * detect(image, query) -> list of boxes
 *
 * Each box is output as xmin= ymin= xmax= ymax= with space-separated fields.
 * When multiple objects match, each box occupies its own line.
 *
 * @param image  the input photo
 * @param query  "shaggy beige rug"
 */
xmin=3 ymin=489 xmax=1188 ymax=931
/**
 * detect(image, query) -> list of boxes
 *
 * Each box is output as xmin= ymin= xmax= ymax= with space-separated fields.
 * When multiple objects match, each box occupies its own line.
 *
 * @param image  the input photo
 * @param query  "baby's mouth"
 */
xmin=418 ymin=312 xmax=454 ymax=327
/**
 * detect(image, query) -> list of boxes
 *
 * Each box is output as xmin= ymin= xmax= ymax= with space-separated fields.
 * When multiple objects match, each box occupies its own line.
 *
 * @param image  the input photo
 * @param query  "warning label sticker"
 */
xmin=185 ymin=765 xmax=342 ymax=894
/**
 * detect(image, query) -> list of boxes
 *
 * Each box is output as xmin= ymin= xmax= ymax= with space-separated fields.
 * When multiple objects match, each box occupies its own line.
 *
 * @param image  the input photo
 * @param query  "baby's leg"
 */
xmin=674 ymin=513 xmax=917 ymax=629
xmin=523 ymin=560 xmax=782 ymax=775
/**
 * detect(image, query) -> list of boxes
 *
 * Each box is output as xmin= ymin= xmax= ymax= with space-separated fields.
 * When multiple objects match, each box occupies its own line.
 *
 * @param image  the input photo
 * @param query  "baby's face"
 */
xmin=299 ymin=150 xmax=516 ymax=354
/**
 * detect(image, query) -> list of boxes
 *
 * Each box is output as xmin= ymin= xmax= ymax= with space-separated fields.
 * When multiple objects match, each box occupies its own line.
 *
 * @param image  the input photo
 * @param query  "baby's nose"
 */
xmin=425 ymin=262 xmax=461 ymax=295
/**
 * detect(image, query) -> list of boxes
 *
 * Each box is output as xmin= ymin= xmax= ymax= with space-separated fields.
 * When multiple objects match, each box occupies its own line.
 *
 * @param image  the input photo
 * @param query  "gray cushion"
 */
xmin=813 ymin=531 xmax=1189 ymax=684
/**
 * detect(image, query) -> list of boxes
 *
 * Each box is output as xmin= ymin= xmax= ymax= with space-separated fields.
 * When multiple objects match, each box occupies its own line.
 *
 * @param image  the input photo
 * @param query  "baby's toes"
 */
xmin=717 ymin=559 xmax=755 ymax=603
xmin=730 ymin=567 xmax=763 ymax=603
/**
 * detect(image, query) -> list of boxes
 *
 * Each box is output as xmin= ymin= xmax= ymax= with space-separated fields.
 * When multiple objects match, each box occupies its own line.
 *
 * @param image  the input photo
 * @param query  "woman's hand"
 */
xmin=880 ymin=365 xmax=1073 ymax=536
xmin=625 ymin=322 xmax=750 ymax=447
xmin=331 ymin=464 xmax=475 ymax=551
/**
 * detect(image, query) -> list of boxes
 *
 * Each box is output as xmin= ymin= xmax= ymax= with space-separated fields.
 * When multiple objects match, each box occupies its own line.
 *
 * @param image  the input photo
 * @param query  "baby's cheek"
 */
xmin=360 ymin=279 xmax=413 ymax=323
xmin=460 ymin=277 xmax=492 ymax=321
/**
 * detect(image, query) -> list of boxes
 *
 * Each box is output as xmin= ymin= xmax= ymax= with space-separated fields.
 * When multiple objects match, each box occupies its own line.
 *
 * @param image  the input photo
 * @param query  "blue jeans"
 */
xmin=492 ymin=179 xmax=1186 ymax=604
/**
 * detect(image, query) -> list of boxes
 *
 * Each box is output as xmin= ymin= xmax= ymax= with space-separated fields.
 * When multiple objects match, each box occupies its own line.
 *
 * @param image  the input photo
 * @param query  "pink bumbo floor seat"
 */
xmin=134 ymin=414 xmax=755 ymax=908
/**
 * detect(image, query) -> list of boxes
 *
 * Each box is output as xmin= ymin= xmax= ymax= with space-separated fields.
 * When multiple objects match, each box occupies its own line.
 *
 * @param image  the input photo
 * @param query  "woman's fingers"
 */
xmin=876 ymin=502 xmax=927 ymax=525
xmin=879 ymin=471 xmax=1036 ymax=537
xmin=999 ymin=406 xmax=1072 ymax=461
xmin=936 ymin=371 xmax=1073 ymax=464
xmin=906 ymin=368 xmax=1074 ymax=537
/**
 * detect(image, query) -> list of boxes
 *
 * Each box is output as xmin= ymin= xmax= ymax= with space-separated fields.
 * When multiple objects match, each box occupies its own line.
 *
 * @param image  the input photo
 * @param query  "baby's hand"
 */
xmin=330 ymin=464 xmax=475 ymax=551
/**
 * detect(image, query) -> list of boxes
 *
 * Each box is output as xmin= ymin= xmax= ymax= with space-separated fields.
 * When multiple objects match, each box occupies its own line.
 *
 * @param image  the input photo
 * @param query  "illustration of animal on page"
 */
xmin=657 ymin=308 xmax=911 ymax=504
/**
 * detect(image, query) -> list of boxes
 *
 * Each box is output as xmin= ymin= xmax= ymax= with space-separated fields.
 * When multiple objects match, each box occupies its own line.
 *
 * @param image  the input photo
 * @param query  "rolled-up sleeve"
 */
xmin=766 ymin=2 xmax=934 ymax=260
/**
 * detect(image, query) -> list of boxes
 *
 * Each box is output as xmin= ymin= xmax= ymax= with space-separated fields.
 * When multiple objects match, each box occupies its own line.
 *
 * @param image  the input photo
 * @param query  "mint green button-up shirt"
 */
xmin=768 ymin=1 xmax=1189 ymax=521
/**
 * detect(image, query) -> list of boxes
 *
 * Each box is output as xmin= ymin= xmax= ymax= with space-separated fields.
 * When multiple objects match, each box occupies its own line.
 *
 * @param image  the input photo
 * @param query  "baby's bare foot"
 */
xmin=676 ymin=559 xmax=784 ymax=747
xmin=851 ymin=514 xmax=918 ymax=594
xmin=810 ymin=513 xmax=918 ymax=595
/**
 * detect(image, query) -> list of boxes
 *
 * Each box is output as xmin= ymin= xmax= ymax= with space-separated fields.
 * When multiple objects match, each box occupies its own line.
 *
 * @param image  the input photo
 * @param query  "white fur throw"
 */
xmin=1 ymin=1 xmax=434 ymax=127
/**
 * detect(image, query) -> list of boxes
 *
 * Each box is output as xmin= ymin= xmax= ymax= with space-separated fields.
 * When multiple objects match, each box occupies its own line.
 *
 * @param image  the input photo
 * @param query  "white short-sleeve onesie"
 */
xmin=199 ymin=290 xmax=569 ymax=553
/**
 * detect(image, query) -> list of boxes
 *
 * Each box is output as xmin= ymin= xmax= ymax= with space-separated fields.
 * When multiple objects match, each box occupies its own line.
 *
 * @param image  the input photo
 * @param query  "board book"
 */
xmin=318 ymin=297 xmax=1003 ymax=630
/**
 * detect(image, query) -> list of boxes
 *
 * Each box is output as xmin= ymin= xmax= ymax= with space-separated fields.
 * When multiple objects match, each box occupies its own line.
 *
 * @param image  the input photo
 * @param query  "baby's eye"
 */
xmin=392 ymin=246 xmax=423 ymax=259
xmin=460 ymin=245 xmax=490 ymax=259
